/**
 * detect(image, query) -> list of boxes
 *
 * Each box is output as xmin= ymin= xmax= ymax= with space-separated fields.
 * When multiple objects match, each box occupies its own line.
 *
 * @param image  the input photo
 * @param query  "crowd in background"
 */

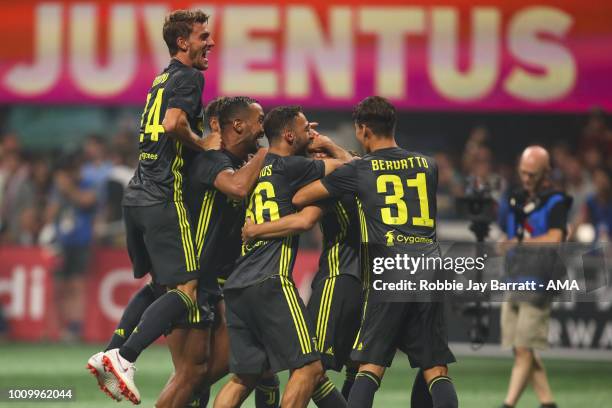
xmin=1 ymin=107 xmax=611 ymax=339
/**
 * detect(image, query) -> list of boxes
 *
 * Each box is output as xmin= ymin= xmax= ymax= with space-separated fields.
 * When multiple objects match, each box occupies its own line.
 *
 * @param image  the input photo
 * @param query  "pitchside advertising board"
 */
xmin=0 ymin=246 xmax=611 ymax=348
xmin=0 ymin=0 xmax=611 ymax=111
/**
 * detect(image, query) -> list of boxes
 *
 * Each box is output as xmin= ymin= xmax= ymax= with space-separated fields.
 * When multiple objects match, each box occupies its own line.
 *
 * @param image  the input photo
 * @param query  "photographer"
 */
xmin=498 ymin=146 xmax=571 ymax=408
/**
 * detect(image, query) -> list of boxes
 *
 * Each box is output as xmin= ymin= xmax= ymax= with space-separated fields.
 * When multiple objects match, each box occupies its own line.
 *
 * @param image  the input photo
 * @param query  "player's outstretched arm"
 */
xmin=213 ymin=148 xmax=268 ymax=200
xmin=162 ymin=108 xmax=209 ymax=151
xmin=242 ymin=206 xmax=323 ymax=241
xmin=292 ymin=181 xmax=331 ymax=209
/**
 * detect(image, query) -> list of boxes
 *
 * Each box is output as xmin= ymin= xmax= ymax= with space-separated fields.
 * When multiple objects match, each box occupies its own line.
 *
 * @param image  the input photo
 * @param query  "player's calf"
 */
xmin=281 ymin=360 xmax=324 ymax=408
xmin=347 ymin=365 xmax=385 ymax=408
xmin=312 ymin=376 xmax=347 ymax=408
xmin=424 ymin=366 xmax=458 ymax=408
xmin=214 ymin=374 xmax=261 ymax=408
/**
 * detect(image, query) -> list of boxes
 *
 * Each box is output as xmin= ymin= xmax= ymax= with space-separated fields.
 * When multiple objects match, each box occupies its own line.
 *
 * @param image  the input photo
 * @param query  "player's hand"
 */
xmin=202 ymin=131 xmax=221 ymax=151
xmin=242 ymin=218 xmax=256 ymax=242
xmin=308 ymin=132 xmax=334 ymax=154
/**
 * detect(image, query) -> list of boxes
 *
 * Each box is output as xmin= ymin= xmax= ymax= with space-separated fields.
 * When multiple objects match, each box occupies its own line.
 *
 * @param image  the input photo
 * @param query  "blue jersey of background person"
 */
xmin=499 ymin=189 xmax=571 ymax=240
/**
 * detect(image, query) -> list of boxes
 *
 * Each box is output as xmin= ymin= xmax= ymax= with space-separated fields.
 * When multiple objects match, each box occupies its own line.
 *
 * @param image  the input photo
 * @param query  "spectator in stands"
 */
xmin=435 ymin=152 xmax=463 ymax=218
xmin=0 ymin=150 xmax=36 ymax=245
xmin=573 ymin=168 xmax=612 ymax=243
xmin=45 ymin=152 xmax=98 ymax=341
xmin=563 ymin=157 xmax=594 ymax=224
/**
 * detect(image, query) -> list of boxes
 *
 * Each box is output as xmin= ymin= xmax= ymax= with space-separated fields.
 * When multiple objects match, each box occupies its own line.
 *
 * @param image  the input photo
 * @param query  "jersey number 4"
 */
xmin=139 ymin=88 xmax=165 ymax=142
xmin=377 ymin=173 xmax=434 ymax=227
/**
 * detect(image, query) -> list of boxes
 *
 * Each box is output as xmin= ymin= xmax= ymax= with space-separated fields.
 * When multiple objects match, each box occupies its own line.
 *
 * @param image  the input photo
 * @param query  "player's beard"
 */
xmin=190 ymin=47 xmax=208 ymax=71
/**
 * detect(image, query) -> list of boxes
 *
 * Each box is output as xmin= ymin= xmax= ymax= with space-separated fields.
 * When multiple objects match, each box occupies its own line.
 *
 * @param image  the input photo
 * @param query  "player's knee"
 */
xmin=423 ymin=365 xmax=448 ymax=383
xmin=299 ymin=360 xmax=324 ymax=384
xmin=514 ymin=346 xmax=533 ymax=359
xmin=174 ymin=280 xmax=198 ymax=302
xmin=177 ymin=362 xmax=209 ymax=388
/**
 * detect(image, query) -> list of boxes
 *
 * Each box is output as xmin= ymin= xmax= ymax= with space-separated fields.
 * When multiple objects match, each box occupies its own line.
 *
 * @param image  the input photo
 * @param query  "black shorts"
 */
xmin=225 ymin=276 xmax=320 ymax=374
xmin=351 ymin=298 xmax=456 ymax=369
xmin=124 ymin=202 xmax=198 ymax=286
xmin=307 ymin=274 xmax=363 ymax=371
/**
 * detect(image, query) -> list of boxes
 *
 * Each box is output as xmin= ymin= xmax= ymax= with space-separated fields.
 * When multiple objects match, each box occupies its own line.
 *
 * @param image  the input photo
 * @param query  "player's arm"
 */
xmin=522 ymin=229 xmax=564 ymax=243
xmin=309 ymin=133 xmax=353 ymax=163
xmin=292 ymin=181 xmax=331 ymax=209
xmin=213 ymin=148 xmax=268 ymax=201
xmin=242 ymin=206 xmax=323 ymax=241
xmin=162 ymin=108 xmax=209 ymax=151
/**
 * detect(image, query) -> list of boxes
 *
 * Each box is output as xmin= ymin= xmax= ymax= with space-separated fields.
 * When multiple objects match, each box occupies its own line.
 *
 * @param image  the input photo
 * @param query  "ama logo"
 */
xmin=385 ymin=231 xmax=395 ymax=246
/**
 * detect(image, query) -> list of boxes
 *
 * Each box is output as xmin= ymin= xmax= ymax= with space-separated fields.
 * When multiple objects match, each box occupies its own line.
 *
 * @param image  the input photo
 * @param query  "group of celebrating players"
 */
xmin=85 ymin=9 xmax=458 ymax=408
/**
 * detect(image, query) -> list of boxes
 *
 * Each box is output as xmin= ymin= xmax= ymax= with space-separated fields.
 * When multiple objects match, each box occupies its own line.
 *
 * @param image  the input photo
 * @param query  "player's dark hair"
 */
xmin=263 ymin=106 xmax=303 ymax=145
xmin=218 ymin=96 xmax=257 ymax=131
xmin=205 ymin=97 xmax=227 ymax=131
xmin=352 ymin=96 xmax=396 ymax=138
xmin=163 ymin=9 xmax=209 ymax=56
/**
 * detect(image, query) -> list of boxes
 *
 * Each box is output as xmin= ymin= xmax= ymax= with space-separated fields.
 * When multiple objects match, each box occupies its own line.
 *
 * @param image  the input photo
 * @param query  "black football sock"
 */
xmin=540 ymin=404 xmax=557 ymax=408
xmin=342 ymin=367 xmax=357 ymax=400
xmin=119 ymin=289 xmax=194 ymax=362
xmin=312 ymin=377 xmax=346 ymax=408
xmin=411 ymin=369 xmax=433 ymax=408
xmin=428 ymin=376 xmax=458 ymax=408
xmin=185 ymin=387 xmax=210 ymax=407
xmin=255 ymin=374 xmax=280 ymax=408
xmin=105 ymin=283 xmax=160 ymax=351
xmin=347 ymin=371 xmax=380 ymax=408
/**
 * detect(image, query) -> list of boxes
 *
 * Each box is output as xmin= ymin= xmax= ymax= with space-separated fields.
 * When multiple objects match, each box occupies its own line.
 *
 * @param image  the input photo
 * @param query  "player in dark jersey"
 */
xmin=293 ymin=97 xmax=458 ymax=408
xmin=156 ymin=97 xmax=285 ymax=408
xmin=86 ymin=98 xmax=223 ymax=406
xmin=96 ymin=10 xmax=217 ymax=405
xmin=214 ymin=107 xmax=352 ymax=408
xmin=241 ymin=154 xmax=363 ymax=401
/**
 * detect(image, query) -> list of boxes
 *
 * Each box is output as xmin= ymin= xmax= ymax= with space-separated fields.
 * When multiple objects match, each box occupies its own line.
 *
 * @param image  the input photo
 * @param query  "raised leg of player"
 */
xmin=504 ymin=347 xmax=535 ymax=406
xmin=281 ymin=360 xmax=324 ymax=408
xmin=423 ymin=365 xmax=458 ymax=408
xmin=347 ymin=363 xmax=385 ymax=408
xmin=530 ymin=354 xmax=555 ymax=406
xmin=104 ymin=280 xmax=199 ymax=404
xmin=213 ymin=374 xmax=261 ymax=408
xmin=87 ymin=283 xmax=161 ymax=402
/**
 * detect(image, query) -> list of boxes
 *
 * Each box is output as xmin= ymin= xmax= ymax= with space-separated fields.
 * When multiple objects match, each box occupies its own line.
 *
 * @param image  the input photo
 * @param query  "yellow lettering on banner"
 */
xmin=504 ymin=7 xmax=576 ymax=101
xmin=285 ymin=6 xmax=353 ymax=98
xmin=69 ymin=4 xmax=136 ymax=96
xmin=429 ymin=7 xmax=500 ymax=101
xmin=220 ymin=6 xmax=279 ymax=96
xmin=358 ymin=7 xmax=425 ymax=99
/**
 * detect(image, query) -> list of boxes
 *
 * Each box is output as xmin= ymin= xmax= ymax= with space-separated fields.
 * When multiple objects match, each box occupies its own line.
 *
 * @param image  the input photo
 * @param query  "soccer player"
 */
xmin=292 ymin=96 xmax=458 ymax=408
xmin=213 ymin=106 xmax=352 ymax=408
xmin=93 ymin=10 xmax=216 ymax=404
xmin=156 ymin=96 xmax=282 ymax=408
xmin=241 ymin=150 xmax=364 ymax=401
xmin=86 ymin=98 xmax=223 ymax=404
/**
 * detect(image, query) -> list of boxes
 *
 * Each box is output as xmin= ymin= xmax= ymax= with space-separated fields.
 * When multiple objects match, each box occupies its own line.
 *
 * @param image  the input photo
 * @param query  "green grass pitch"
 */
xmin=0 ymin=344 xmax=610 ymax=407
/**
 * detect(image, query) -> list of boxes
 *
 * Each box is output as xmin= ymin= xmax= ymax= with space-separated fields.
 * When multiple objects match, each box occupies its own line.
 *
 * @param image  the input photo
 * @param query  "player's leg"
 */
xmin=346 ymin=300 xmax=400 ymax=408
xmin=255 ymin=372 xmax=280 ymax=408
xmin=87 ymin=211 xmax=160 ymax=402
xmin=342 ymin=364 xmax=358 ymax=400
xmin=214 ymin=287 xmax=269 ymax=408
xmin=104 ymin=203 xmax=200 ymax=404
xmin=160 ymin=328 xmax=212 ymax=408
xmin=214 ymin=374 xmax=261 ymax=408
xmin=308 ymin=275 xmax=363 ymax=407
xmin=404 ymin=302 xmax=457 ymax=408
xmin=410 ymin=369 xmax=433 ymax=408
xmin=282 ymin=360 xmax=324 ymax=408
xmin=155 ymin=327 xmax=195 ymax=408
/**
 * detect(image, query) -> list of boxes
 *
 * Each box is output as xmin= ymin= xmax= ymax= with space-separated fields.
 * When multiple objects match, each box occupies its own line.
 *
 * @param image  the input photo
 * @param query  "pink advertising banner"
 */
xmin=0 ymin=0 xmax=611 ymax=111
